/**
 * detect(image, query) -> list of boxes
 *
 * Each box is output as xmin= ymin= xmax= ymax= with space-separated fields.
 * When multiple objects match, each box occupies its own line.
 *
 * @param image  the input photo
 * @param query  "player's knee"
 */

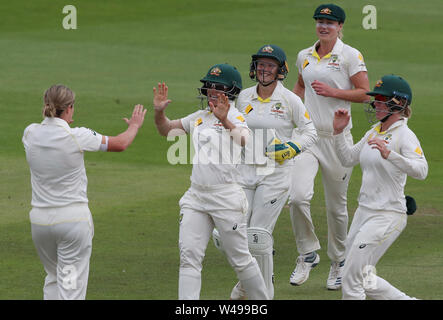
xmin=288 ymin=189 xmax=312 ymax=207
xmin=179 ymin=241 xmax=205 ymax=271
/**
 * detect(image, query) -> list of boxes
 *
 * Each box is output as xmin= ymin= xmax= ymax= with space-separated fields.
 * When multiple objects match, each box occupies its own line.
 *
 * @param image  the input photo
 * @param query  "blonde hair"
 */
xmin=42 ymin=84 xmax=75 ymax=118
xmin=403 ymin=105 xmax=412 ymax=118
xmin=338 ymin=23 xmax=344 ymax=40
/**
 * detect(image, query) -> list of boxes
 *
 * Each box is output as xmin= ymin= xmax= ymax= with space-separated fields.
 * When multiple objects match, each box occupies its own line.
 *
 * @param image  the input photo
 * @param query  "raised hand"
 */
xmin=124 ymin=104 xmax=147 ymax=129
xmin=153 ymin=82 xmax=172 ymax=112
xmin=333 ymin=108 xmax=350 ymax=134
xmin=209 ymin=92 xmax=230 ymax=123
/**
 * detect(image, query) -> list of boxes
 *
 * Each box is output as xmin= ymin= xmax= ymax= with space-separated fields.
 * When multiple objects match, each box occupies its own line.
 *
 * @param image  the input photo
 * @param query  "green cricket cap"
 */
xmin=367 ymin=74 xmax=412 ymax=104
xmin=313 ymin=4 xmax=346 ymax=23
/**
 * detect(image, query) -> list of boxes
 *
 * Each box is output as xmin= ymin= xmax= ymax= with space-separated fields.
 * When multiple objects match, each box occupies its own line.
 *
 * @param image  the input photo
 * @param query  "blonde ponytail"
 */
xmin=42 ymin=85 xmax=75 ymax=118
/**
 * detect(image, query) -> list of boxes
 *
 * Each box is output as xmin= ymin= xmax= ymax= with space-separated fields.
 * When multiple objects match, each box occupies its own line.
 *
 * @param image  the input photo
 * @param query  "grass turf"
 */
xmin=1 ymin=0 xmax=442 ymax=299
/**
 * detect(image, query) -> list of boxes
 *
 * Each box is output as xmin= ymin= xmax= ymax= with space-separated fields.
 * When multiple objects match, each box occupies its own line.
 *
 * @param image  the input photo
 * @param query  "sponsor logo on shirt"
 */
xmin=245 ymin=104 xmax=253 ymax=114
xmin=270 ymin=103 xmax=286 ymax=119
xmin=302 ymin=59 xmax=310 ymax=69
xmin=327 ymin=55 xmax=340 ymax=71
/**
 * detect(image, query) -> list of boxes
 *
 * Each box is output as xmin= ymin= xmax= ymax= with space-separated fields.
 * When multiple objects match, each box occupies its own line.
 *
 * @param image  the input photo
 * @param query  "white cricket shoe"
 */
xmin=230 ymin=281 xmax=247 ymax=300
xmin=327 ymin=259 xmax=345 ymax=290
xmin=289 ymin=252 xmax=320 ymax=286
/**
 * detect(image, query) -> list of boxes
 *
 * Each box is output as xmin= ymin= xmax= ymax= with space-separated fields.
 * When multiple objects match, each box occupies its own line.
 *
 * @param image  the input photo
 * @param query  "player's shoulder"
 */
xmin=24 ymin=123 xmax=39 ymax=133
xmin=238 ymin=85 xmax=256 ymax=98
xmin=23 ymin=123 xmax=40 ymax=140
xmin=396 ymin=120 xmax=420 ymax=140
xmin=297 ymin=44 xmax=314 ymax=57
xmin=341 ymin=42 xmax=364 ymax=60
xmin=71 ymin=126 xmax=97 ymax=135
xmin=278 ymin=82 xmax=304 ymax=105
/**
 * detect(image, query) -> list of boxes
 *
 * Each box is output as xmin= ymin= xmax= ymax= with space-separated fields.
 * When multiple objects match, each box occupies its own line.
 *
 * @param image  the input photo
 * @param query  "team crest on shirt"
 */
xmin=212 ymin=120 xmax=225 ymax=132
xmin=383 ymin=133 xmax=392 ymax=143
xmin=327 ymin=55 xmax=340 ymax=71
xmin=270 ymin=103 xmax=286 ymax=119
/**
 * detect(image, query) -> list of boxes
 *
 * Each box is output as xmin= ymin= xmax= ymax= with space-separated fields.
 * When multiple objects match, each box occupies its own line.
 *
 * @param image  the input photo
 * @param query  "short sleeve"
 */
xmin=295 ymin=50 xmax=304 ymax=74
xmin=180 ymin=110 xmax=204 ymax=134
xmin=22 ymin=124 xmax=37 ymax=149
xmin=347 ymin=48 xmax=367 ymax=77
xmin=228 ymin=106 xmax=249 ymax=129
xmin=71 ymin=127 xmax=103 ymax=152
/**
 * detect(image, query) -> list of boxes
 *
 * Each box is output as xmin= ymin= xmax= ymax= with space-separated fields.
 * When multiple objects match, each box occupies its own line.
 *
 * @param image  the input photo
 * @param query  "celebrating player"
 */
xmin=153 ymin=64 xmax=269 ymax=300
xmin=333 ymin=74 xmax=428 ymax=299
xmin=288 ymin=4 xmax=370 ymax=290
xmin=22 ymin=84 xmax=147 ymax=299
xmin=220 ymin=44 xmax=317 ymax=299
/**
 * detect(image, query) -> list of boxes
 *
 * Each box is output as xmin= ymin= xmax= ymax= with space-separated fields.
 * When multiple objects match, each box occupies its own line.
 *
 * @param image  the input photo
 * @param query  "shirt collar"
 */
xmin=372 ymin=118 xmax=406 ymax=134
xmin=251 ymin=81 xmax=284 ymax=102
xmin=310 ymin=38 xmax=344 ymax=62
xmin=41 ymin=117 xmax=71 ymax=130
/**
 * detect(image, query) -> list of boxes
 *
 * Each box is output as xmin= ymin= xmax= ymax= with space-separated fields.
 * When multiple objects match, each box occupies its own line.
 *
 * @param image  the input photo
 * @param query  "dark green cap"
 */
xmin=367 ymin=74 xmax=412 ymax=104
xmin=313 ymin=4 xmax=346 ymax=23
xmin=252 ymin=44 xmax=287 ymax=67
xmin=200 ymin=63 xmax=242 ymax=90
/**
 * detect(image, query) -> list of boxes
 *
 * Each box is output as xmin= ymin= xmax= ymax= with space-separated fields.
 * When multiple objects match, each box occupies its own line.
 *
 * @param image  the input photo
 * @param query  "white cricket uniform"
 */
xmin=235 ymin=81 xmax=316 ymax=299
xmin=289 ymin=38 xmax=367 ymax=262
xmin=22 ymin=117 xmax=103 ymax=300
xmin=334 ymin=118 xmax=428 ymax=299
xmin=236 ymin=81 xmax=317 ymax=232
xmin=177 ymin=103 xmax=268 ymax=300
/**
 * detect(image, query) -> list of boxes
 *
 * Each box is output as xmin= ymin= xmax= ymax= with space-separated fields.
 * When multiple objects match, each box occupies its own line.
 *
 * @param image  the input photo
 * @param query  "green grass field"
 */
xmin=1 ymin=0 xmax=442 ymax=300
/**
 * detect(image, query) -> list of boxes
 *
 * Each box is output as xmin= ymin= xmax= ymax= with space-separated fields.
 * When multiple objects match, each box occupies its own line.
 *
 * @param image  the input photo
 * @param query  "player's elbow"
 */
xmin=107 ymin=137 xmax=129 ymax=152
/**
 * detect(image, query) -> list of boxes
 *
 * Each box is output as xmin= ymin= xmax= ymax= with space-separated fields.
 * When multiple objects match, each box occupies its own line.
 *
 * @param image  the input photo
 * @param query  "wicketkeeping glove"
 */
xmin=265 ymin=138 xmax=302 ymax=165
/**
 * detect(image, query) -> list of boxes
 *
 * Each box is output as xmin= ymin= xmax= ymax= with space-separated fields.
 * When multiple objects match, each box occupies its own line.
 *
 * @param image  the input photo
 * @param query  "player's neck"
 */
xmin=380 ymin=114 xmax=402 ymax=132
xmin=257 ymin=81 xmax=277 ymax=100
xmin=316 ymin=38 xmax=337 ymax=58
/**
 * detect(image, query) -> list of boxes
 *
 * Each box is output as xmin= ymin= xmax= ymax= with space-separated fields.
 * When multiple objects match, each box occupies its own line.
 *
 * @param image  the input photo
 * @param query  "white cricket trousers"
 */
xmin=289 ymin=133 xmax=353 ymax=262
xmin=30 ymin=203 xmax=94 ymax=300
xmin=342 ymin=206 xmax=413 ymax=300
xmin=238 ymin=164 xmax=290 ymax=232
xmin=178 ymin=183 xmax=268 ymax=300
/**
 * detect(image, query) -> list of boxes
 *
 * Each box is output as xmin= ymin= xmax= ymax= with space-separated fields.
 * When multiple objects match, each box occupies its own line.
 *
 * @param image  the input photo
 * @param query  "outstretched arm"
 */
xmin=153 ymin=82 xmax=185 ymax=136
xmin=106 ymin=104 xmax=147 ymax=152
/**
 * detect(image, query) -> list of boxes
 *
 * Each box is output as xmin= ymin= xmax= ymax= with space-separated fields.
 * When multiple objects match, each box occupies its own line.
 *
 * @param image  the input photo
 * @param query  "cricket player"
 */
xmin=333 ymin=74 xmax=428 ymax=299
xmin=22 ymin=84 xmax=146 ymax=299
xmin=220 ymin=45 xmax=317 ymax=300
xmin=153 ymin=63 xmax=269 ymax=300
xmin=289 ymin=4 xmax=370 ymax=290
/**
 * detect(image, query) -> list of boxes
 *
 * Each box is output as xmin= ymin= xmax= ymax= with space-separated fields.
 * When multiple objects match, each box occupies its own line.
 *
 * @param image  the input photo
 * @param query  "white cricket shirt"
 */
xmin=334 ymin=118 xmax=428 ymax=213
xmin=297 ymin=38 xmax=367 ymax=133
xmin=23 ymin=117 xmax=103 ymax=208
xmin=236 ymin=81 xmax=317 ymax=165
xmin=181 ymin=103 xmax=249 ymax=186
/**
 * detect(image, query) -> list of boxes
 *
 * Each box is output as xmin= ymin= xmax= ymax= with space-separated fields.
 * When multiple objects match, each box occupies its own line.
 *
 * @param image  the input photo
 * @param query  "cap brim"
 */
xmin=313 ymin=14 xmax=341 ymax=22
xmin=366 ymin=90 xmax=391 ymax=97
